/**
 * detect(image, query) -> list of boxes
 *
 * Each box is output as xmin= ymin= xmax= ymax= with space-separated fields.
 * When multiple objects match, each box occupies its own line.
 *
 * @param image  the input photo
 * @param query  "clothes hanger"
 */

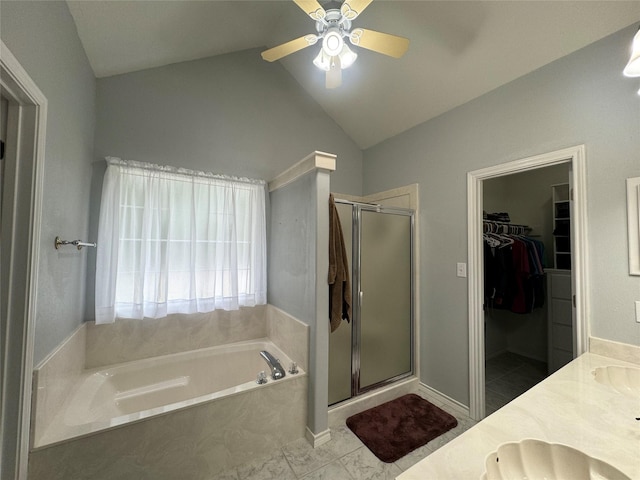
xmin=483 ymin=233 xmax=501 ymax=247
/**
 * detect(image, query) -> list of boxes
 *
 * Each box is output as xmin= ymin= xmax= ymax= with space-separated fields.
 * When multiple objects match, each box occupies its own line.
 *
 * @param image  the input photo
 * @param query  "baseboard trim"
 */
xmin=305 ymin=427 xmax=331 ymax=448
xmin=418 ymin=382 xmax=470 ymax=417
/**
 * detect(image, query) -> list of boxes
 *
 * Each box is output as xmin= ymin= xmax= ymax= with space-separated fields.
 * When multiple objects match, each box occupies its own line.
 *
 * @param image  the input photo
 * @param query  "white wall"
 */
xmin=0 ymin=1 xmax=96 ymax=365
xmin=363 ymin=25 xmax=640 ymax=406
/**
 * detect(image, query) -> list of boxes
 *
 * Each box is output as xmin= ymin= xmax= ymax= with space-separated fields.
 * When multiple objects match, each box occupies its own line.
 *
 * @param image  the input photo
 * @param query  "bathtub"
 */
xmin=30 ymin=338 xmax=308 ymax=480
xmin=35 ymin=338 xmax=303 ymax=447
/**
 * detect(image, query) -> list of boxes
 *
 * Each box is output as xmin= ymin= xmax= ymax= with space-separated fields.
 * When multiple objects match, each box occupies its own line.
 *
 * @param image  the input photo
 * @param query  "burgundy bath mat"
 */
xmin=346 ymin=393 xmax=458 ymax=463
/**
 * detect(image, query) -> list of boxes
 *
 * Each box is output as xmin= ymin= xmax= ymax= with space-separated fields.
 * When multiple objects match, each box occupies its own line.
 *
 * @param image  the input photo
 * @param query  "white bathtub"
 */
xmin=34 ymin=339 xmax=305 ymax=449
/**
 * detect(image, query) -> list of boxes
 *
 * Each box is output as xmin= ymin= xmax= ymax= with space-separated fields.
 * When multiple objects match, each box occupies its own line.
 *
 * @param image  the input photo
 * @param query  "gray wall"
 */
xmin=93 ymin=48 xmax=362 ymax=191
xmin=269 ymin=174 xmax=317 ymax=323
xmin=89 ymin=47 xmax=363 ymax=320
xmin=0 ymin=1 xmax=96 ymax=365
xmin=363 ymin=25 xmax=640 ymax=406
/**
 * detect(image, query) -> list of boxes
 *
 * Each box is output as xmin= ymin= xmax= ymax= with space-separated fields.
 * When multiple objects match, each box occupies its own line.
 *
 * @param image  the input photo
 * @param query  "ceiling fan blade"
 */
xmin=326 ymin=56 xmax=342 ymax=89
xmin=261 ymin=34 xmax=318 ymax=62
xmin=349 ymin=28 xmax=409 ymax=58
xmin=293 ymin=0 xmax=326 ymax=21
xmin=341 ymin=0 xmax=374 ymax=20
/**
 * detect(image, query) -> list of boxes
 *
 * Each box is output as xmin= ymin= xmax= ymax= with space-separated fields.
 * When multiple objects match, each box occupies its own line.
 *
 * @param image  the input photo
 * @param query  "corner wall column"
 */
xmin=268 ymin=151 xmax=336 ymax=446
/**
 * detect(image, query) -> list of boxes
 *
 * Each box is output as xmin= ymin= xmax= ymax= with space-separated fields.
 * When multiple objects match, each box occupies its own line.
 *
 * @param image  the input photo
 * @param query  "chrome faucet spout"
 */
xmin=259 ymin=350 xmax=286 ymax=380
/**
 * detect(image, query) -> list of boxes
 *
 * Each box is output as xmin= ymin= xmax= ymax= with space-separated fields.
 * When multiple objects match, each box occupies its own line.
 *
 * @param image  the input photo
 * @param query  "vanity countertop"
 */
xmin=397 ymin=352 xmax=640 ymax=479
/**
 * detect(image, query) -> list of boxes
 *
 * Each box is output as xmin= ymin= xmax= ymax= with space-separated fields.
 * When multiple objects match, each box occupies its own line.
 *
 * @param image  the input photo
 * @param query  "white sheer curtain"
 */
xmin=95 ymin=157 xmax=267 ymax=324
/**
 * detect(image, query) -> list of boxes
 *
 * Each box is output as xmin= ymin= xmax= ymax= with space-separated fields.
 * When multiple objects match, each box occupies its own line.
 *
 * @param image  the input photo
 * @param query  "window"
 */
xmin=95 ymin=157 xmax=266 ymax=324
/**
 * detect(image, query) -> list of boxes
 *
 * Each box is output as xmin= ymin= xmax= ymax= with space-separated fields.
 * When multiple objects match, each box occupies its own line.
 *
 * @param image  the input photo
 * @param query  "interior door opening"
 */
xmin=482 ymin=163 xmax=573 ymax=416
xmin=467 ymin=145 xmax=588 ymax=421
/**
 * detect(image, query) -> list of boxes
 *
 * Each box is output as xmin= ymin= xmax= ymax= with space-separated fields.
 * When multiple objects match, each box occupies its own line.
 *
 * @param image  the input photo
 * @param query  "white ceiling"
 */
xmin=67 ymin=1 xmax=640 ymax=149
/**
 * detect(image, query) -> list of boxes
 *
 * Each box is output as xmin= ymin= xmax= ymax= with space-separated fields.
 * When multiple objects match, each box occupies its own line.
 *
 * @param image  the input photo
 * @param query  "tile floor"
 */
xmin=210 ymin=391 xmax=477 ymax=480
xmin=485 ymin=351 xmax=548 ymax=415
xmin=209 ymin=352 xmax=546 ymax=480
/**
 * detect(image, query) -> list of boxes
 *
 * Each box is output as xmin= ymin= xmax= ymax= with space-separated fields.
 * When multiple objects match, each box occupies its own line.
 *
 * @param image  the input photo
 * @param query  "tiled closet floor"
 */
xmin=210 ymin=392 xmax=476 ymax=480
xmin=485 ymin=351 xmax=548 ymax=416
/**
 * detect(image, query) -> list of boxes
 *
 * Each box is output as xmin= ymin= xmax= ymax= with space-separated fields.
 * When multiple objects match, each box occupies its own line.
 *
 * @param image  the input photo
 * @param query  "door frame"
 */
xmin=354 ymin=204 xmax=415 ymax=396
xmin=1 ymin=40 xmax=48 ymax=479
xmin=467 ymin=145 xmax=589 ymax=421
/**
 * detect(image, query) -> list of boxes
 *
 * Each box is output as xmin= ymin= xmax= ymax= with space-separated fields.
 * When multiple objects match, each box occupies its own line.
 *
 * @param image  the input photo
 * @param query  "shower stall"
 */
xmin=329 ymin=200 xmax=414 ymax=405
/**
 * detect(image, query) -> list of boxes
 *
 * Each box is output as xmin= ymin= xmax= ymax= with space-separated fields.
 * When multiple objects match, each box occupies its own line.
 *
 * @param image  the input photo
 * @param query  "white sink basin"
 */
xmin=481 ymin=439 xmax=631 ymax=480
xmin=592 ymin=365 xmax=640 ymax=397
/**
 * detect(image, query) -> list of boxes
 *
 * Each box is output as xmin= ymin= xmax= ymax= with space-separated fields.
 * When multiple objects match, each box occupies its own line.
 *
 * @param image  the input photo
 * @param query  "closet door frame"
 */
xmin=467 ymin=145 xmax=588 ymax=421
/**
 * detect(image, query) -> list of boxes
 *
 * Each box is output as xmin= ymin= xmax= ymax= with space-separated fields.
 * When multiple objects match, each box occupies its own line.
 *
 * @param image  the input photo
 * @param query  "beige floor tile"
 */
xmin=300 ymin=460 xmax=354 ymax=480
xmin=340 ymin=446 xmax=402 ymax=480
xmin=237 ymin=451 xmax=296 ymax=480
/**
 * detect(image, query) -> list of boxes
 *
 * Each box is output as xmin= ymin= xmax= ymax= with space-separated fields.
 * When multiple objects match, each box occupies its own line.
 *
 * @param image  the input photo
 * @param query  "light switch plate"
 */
xmin=457 ymin=262 xmax=467 ymax=278
xmin=636 ymin=301 xmax=640 ymax=323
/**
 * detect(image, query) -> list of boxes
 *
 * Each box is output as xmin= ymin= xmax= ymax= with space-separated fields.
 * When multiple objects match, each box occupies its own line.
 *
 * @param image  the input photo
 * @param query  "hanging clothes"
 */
xmin=483 ymin=220 xmax=546 ymax=314
xmin=328 ymin=194 xmax=352 ymax=332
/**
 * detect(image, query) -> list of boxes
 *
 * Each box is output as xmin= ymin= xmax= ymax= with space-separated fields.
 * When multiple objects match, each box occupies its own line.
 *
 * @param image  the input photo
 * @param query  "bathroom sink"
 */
xmin=592 ymin=365 xmax=640 ymax=397
xmin=480 ymin=439 xmax=631 ymax=480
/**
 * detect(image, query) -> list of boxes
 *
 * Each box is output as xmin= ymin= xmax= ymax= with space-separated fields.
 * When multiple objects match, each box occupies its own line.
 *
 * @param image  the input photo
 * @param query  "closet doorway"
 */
xmin=467 ymin=146 xmax=589 ymax=421
xmin=483 ymin=163 xmax=571 ymax=415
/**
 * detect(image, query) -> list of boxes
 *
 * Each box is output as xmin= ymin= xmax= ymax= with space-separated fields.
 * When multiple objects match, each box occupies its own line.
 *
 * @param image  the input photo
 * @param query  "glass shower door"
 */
xmin=358 ymin=209 xmax=412 ymax=391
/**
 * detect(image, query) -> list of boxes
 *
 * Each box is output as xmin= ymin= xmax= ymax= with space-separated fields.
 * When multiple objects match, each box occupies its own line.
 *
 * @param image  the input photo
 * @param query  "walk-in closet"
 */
xmin=482 ymin=163 xmax=573 ymax=415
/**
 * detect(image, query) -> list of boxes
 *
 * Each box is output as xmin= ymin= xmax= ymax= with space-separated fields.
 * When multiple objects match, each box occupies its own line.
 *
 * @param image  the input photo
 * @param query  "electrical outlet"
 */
xmin=456 ymin=262 xmax=467 ymax=278
xmin=636 ymin=301 xmax=640 ymax=323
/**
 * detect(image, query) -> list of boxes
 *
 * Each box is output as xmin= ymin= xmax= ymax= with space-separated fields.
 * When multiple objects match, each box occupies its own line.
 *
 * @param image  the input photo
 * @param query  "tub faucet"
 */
xmin=259 ymin=351 xmax=286 ymax=380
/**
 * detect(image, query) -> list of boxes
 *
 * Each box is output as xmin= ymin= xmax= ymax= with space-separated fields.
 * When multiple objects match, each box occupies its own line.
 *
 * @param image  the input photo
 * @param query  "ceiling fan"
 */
xmin=261 ymin=0 xmax=409 ymax=89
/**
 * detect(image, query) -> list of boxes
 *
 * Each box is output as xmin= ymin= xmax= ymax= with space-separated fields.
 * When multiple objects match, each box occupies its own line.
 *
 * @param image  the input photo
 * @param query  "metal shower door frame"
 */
xmin=341 ymin=200 xmax=415 ymax=398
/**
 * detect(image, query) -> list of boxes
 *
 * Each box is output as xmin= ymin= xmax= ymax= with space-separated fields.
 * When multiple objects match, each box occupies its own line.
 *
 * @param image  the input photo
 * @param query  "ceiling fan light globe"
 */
xmin=313 ymin=50 xmax=331 ymax=71
xmin=339 ymin=44 xmax=358 ymax=69
xmin=323 ymin=29 xmax=344 ymax=57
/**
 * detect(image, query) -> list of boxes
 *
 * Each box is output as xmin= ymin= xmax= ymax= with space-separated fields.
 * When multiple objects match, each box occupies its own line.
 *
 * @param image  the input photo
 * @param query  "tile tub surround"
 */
xmin=267 ymin=305 xmax=310 ymax=371
xmin=85 ymin=305 xmax=268 ymax=368
xmin=30 ymin=324 xmax=86 ymax=448
xmin=28 ymin=374 xmax=308 ymax=480
xmin=397 ymin=351 xmax=640 ymax=479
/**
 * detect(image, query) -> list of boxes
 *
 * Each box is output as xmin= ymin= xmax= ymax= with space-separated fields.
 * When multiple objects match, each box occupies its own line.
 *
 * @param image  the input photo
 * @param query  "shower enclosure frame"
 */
xmin=334 ymin=199 xmax=415 ymax=402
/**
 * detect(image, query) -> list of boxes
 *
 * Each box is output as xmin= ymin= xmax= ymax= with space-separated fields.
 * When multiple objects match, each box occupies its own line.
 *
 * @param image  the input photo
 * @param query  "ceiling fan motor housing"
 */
xmin=316 ymin=8 xmax=352 ymax=40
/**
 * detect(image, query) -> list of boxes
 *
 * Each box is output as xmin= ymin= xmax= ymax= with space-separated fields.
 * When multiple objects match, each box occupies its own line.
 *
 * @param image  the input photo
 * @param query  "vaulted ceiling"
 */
xmin=67 ymin=1 xmax=640 ymax=149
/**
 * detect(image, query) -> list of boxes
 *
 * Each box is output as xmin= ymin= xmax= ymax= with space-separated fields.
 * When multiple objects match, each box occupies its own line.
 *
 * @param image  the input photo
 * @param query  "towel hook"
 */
xmin=54 ymin=236 xmax=96 ymax=251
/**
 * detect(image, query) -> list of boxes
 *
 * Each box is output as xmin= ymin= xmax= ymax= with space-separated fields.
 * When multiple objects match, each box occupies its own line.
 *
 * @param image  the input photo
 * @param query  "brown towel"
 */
xmin=328 ymin=194 xmax=351 ymax=332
